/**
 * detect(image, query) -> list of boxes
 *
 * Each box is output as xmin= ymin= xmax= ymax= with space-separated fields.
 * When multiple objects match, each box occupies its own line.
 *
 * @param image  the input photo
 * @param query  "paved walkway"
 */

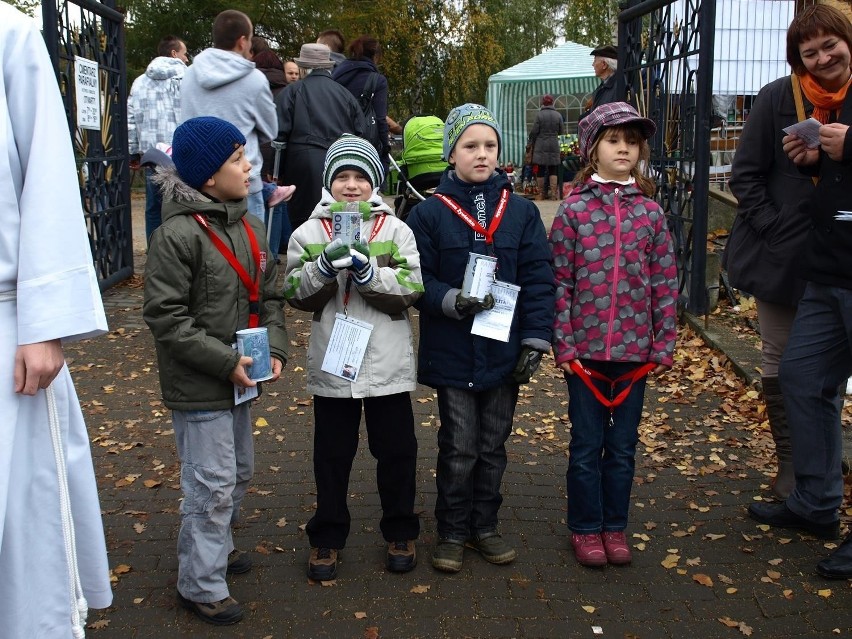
xmin=72 ymin=198 xmax=852 ymax=638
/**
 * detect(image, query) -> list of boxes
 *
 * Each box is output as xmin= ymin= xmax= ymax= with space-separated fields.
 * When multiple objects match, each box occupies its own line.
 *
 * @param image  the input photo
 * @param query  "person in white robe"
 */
xmin=0 ymin=4 xmax=113 ymax=637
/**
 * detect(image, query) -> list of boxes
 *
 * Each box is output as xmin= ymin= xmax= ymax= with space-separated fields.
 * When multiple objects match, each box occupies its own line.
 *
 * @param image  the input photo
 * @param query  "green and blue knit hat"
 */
xmin=323 ymin=134 xmax=385 ymax=190
xmin=172 ymin=116 xmax=246 ymax=190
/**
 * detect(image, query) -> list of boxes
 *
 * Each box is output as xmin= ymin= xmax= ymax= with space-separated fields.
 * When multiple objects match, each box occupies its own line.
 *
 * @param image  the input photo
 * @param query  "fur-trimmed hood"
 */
xmin=152 ymin=165 xmax=248 ymax=225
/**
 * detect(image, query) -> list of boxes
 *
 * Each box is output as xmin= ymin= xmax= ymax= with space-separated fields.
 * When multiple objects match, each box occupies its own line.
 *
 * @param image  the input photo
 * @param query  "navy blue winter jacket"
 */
xmin=332 ymin=58 xmax=390 ymax=162
xmin=406 ymin=168 xmax=555 ymax=390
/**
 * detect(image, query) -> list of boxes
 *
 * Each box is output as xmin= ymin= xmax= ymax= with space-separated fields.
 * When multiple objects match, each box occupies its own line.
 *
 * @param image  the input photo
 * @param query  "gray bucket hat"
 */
xmin=294 ymin=43 xmax=333 ymax=69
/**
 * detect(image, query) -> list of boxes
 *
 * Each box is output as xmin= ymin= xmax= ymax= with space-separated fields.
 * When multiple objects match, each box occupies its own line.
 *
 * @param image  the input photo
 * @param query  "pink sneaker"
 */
xmin=267 ymin=185 xmax=296 ymax=207
xmin=602 ymin=531 xmax=632 ymax=565
xmin=571 ymin=533 xmax=606 ymax=567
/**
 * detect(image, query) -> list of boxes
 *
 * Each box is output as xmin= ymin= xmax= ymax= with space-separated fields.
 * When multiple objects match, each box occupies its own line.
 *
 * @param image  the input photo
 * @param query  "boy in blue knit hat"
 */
xmin=283 ymin=134 xmax=424 ymax=581
xmin=143 ymin=116 xmax=288 ymax=625
xmin=406 ymin=104 xmax=555 ymax=573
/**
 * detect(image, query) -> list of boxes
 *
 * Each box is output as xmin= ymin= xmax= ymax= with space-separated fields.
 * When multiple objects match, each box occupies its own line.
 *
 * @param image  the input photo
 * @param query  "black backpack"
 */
xmin=358 ymin=72 xmax=383 ymax=154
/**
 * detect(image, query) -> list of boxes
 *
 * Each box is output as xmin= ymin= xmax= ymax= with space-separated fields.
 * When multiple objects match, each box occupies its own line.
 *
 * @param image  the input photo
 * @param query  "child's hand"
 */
xmin=317 ymin=238 xmax=352 ymax=277
xmin=268 ymin=357 xmax=284 ymax=382
xmin=652 ymin=364 xmax=669 ymax=375
xmin=558 ymin=361 xmax=575 ymax=375
xmin=350 ymin=244 xmax=373 ymax=285
xmin=229 ymin=355 xmax=257 ymax=388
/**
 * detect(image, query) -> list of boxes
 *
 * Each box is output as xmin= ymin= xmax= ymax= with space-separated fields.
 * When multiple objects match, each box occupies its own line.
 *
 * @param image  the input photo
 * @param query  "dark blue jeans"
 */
xmin=269 ymin=202 xmax=292 ymax=257
xmin=306 ymin=393 xmax=419 ymax=549
xmin=144 ymin=167 xmax=162 ymax=246
xmin=779 ymin=282 xmax=852 ymax=524
xmin=564 ymin=361 xmax=647 ymax=534
xmin=434 ymin=384 xmax=519 ymax=541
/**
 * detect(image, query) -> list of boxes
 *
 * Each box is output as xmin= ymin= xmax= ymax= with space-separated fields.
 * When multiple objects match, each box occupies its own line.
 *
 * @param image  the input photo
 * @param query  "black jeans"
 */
xmin=306 ymin=393 xmax=420 ymax=548
xmin=434 ymin=384 xmax=519 ymax=541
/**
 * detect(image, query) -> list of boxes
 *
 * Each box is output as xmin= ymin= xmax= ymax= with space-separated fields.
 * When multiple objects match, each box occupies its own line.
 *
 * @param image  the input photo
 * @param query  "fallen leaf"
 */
xmin=276 ymin=517 xmax=288 ymax=528
xmin=364 ymin=628 xmax=380 ymax=639
xmin=766 ymin=570 xmax=781 ymax=580
xmin=581 ymin=605 xmax=595 ymax=613
xmin=133 ymin=522 xmax=146 ymax=534
xmin=143 ymin=479 xmax=161 ymax=489
xmin=87 ymin=619 xmax=110 ymax=629
xmin=661 ymin=554 xmax=680 ymax=569
xmin=818 ymin=589 xmax=832 ymax=598
xmin=354 ymin=612 xmax=367 ymax=619
xmin=113 ymin=564 xmax=131 ymax=575
xmin=410 ymin=584 xmax=430 ymax=594
xmin=255 ymin=417 xmax=269 ymax=427
xmin=739 ymin=622 xmax=753 ymax=636
xmin=718 ymin=617 xmax=739 ymax=628
xmin=768 ymin=558 xmax=783 ymax=566
xmin=692 ymin=573 xmax=713 ymax=587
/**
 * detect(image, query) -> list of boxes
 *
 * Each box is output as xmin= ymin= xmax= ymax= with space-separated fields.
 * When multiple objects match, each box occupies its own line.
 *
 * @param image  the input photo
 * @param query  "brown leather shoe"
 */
xmin=177 ymin=591 xmax=243 ymax=625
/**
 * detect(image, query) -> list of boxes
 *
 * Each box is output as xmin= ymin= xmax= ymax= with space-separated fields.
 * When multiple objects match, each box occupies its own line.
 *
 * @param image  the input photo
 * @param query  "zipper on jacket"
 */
xmin=606 ymin=188 xmax=622 ymax=359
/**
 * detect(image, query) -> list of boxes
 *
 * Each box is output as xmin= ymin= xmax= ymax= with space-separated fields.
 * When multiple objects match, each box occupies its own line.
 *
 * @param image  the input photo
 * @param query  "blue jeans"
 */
xmin=434 ymin=384 xmax=519 ymax=541
xmin=144 ymin=167 xmax=163 ymax=246
xmin=779 ymin=282 xmax=852 ymax=524
xmin=268 ymin=202 xmax=292 ymax=257
xmin=172 ymin=404 xmax=253 ymax=602
xmin=564 ymin=361 xmax=647 ymax=533
xmin=247 ymin=189 xmax=265 ymax=223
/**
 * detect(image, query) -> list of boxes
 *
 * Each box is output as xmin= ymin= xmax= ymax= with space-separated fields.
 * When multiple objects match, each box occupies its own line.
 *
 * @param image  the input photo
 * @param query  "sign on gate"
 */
xmin=74 ymin=56 xmax=100 ymax=130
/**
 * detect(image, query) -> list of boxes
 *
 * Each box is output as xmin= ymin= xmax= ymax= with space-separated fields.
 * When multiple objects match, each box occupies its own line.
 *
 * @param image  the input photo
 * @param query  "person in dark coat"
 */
xmin=526 ymin=94 xmax=564 ymax=200
xmin=581 ymin=44 xmax=619 ymax=120
xmin=332 ymin=35 xmax=391 ymax=170
xmin=722 ymin=72 xmax=816 ymax=500
xmin=746 ymin=4 xmax=852 ymax=580
xmin=274 ymin=43 xmax=365 ymax=230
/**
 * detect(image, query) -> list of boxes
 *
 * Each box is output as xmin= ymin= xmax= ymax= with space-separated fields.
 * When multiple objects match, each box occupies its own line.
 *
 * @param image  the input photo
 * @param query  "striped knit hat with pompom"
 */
xmin=323 ymin=134 xmax=384 ymax=190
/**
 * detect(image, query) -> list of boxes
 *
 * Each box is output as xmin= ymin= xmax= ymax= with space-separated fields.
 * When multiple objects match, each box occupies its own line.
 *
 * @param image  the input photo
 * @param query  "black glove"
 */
xmin=454 ymin=292 xmax=495 ymax=317
xmin=513 ymin=346 xmax=543 ymax=383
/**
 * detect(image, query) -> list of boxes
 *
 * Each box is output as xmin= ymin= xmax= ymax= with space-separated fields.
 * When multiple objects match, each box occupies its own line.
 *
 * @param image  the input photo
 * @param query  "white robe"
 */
xmin=0 ymin=5 xmax=112 ymax=637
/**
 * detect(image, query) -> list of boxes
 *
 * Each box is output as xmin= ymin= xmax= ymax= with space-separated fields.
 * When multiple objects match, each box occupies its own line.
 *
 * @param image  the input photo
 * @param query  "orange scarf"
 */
xmin=799 ymin=70 xmax=852 ymax=123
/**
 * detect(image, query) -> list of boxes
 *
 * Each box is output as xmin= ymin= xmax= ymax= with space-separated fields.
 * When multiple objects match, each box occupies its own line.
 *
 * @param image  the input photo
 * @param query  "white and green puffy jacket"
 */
xmin=283 ymin=188 xmax=424 ymax=398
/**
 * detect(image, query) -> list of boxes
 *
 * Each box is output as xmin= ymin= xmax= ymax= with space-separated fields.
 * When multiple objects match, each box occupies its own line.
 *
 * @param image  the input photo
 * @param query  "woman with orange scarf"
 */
xmin=724 ymin=4 xmax=851 ymax=502
xmin=745 ymin=4 xmax=852 ymax=580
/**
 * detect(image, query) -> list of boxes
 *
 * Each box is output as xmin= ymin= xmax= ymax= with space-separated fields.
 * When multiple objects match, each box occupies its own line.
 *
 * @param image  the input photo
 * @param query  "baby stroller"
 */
xmin=390 ymin=115 xmax=447 ymax=222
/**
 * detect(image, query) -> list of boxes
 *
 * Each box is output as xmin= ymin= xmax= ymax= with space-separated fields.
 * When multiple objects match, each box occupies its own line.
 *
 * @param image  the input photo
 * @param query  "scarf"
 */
xmin=799 ymin=70 xmax=852 ymax=123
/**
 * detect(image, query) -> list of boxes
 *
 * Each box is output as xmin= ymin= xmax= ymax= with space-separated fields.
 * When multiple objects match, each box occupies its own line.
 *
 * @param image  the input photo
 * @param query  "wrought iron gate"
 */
xmin=42 ymin=0 xmax=132 ymax=290
xmin=617 ymin=0 xmax=716 ymax=315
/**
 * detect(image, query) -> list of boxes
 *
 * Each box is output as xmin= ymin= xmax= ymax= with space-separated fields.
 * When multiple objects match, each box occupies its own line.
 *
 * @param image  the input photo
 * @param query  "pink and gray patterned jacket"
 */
xmin=549 ymin=178 xmax=678 ymax=367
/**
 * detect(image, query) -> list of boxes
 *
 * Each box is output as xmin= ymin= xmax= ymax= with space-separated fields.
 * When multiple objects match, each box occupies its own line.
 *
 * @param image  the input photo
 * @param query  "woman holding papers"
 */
xmin=722 ymin=5 xmax=851 ymax=499
xmin=748 ymin=5 xmax=852 ymax=580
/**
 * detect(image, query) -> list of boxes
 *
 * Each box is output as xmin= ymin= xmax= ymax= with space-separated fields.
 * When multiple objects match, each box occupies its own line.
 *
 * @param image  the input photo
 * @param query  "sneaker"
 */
xmin=267 ymin=185 xmax=296 ymax=207
xmin=432 ymin=539 xmax=464 ymax=573
xmin=226 ymin=549 xmax=252 ymax=574
xmin=307 ymin=547 xmax=338 ymax=581
xmin=602 ymin=531 xmax=632 ymax=565
xmin=466 ymin=532 xmax=516 ymax=565
xmin=176 ymin=591 xmax=243 ymax=626
xmin=571 ymin=533 xmax=607 ymax=567
xmin=386 ymin=540 xmax=417 ymax=573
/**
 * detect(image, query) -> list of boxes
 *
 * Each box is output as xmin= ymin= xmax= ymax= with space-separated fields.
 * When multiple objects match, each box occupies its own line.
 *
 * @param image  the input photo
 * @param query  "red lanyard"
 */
xmin=192 ymin=213 xmax=262 ymax=328
xmin=568 ymin=360 xmax=655 ymax=413
xmin=320 ymin=213 xmax=387 ymax=310
xmin=434 ymin=189 xmax=510 ymax=246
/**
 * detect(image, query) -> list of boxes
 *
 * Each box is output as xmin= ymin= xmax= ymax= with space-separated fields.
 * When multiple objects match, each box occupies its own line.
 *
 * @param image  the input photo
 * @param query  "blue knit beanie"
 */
xmin=443 ymin=103 xmax=502 ymax=162
xmin=172 ymin=117 xmax=247 ymax=190
xmin=323 ymin=134 xmax=385 ymax=190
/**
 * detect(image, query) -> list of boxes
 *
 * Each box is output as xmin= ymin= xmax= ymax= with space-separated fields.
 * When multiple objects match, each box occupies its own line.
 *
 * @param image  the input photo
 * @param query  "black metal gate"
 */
xmin=617 ymin=0 xmax=716 ymax=315
xmin=41 ymin=0 xmax=132 ymax=290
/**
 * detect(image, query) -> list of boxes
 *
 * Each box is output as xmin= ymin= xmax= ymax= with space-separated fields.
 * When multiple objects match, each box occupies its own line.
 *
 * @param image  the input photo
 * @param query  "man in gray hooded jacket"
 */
xmin=180 ymin=10 xmax=277 ymax=222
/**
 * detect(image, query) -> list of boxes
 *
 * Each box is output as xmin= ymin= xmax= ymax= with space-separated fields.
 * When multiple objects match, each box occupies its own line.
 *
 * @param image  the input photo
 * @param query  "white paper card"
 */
xmin=232 ymin=342 xmax=259 ymax=405
xmin=471 ymin=280 xmax=520 ymax=342
xmin=321 ymin=313 xmax=374 ymax=381
xmin=782 ymin=117 xmax=822 ymax=148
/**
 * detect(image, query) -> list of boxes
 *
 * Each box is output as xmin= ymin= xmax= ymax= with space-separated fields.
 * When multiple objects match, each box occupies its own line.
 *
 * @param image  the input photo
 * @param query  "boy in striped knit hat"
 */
xmin=283 ymin=134 xmax=424 ymax=580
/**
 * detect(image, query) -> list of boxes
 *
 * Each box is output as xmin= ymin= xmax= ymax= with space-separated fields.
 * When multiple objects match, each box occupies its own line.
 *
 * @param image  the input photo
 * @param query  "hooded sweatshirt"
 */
xmin=127 ymin=56 xmax=185 ymax=155
xmin=180 ymin=48 xmax=277 ymax=194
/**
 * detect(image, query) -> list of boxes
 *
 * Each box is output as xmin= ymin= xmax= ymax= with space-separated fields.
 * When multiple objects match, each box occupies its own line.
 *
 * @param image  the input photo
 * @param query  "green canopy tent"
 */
xmin=486 ymin=41 xmax=600 ymax=166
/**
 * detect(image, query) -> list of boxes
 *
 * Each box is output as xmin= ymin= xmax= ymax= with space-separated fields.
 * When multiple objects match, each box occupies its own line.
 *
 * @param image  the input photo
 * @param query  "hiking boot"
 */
xmin=602 ymin=531 xmax=632 ymax=565
xmin=307 ymin=547 xmax=338 ymax=581
xmin=386 ymin=540 xmax=417 ymax=573
xmin=176 ymin=591 xmax=243 ymax=626
xmin=226 ymin=549 xmax=252 ymax=575
xmin=466 ymin=532 xmax=516 ymax=565
xmin=432 ymin=539 xmax=464 ymax=573
xmin=571 ymin=533 xmax=607 ymax=567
